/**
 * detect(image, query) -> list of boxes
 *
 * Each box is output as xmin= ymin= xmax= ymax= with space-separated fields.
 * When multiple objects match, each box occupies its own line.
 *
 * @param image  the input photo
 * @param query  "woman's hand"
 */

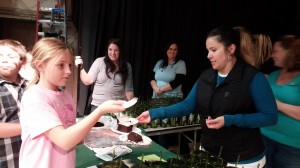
xmin=206 ymin=116 xmax=224 ymax=129
xmin=151 ymin=80 xmax=163 ymax=95
xmin=75 ymin=56 xmax=83 ymax=69
xmin=154 ymin=87 xmax=163 ymax=95
xmin=136 ymin=111 xmax=151 ymax=123
xmin=125 ymin=91 xmax=134 ymax=101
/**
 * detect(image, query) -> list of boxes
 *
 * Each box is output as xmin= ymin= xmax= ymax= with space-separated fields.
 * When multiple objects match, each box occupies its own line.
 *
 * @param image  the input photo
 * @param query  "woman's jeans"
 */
xmin=263 ymin=136 xmax=300 ymax=168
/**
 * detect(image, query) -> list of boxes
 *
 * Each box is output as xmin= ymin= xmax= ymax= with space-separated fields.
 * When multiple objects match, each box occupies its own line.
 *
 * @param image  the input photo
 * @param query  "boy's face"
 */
xmin=0 ymin=46 xmax=23 ymax=78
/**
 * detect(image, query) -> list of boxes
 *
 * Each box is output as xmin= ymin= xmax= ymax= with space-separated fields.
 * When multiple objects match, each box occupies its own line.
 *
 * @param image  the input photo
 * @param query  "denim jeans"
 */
xmin=263 ymin=136 xmax=300 ymax=168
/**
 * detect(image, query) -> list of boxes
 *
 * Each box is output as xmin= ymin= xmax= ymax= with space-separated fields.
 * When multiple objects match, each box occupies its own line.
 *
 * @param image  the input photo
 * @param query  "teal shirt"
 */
xmin=261 ymin=70 xmax=300 ymax=149
xmin=152 ymin=59 xmax=186 ymax=98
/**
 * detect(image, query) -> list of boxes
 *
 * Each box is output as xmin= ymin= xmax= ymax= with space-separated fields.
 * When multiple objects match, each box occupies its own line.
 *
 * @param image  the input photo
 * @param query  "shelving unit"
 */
xmin=145 ymin=124 xmax=201 ymax=154
xmin=35 ymin=0 xmax=67 ymax=43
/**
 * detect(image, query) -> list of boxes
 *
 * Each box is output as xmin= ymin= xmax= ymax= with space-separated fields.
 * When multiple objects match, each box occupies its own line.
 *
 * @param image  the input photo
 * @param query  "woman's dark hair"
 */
xmin=159 ymin=41 xmax=182 ymax=68
xmin=207 ymin=27 xmax=242 ymax=59
xmin=104 ymin=38 xmax=128 ymax=84
xmin=275 ymin=35 xmax=296 ymax=50
xmin=285 ymin=37 xmax=300 ymax=71
xmin=274 ymin=35 xmax=297 ymax=71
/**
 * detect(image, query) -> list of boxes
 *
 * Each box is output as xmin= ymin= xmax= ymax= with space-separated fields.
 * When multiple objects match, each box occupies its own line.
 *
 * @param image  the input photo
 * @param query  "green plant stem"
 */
xmin=235 ymin=155 xmax=240 ymax=168
xmin=218 ymin=146 xmax=223 ymax=158
xmin=118 ymin=159 xmax=122 ymax=168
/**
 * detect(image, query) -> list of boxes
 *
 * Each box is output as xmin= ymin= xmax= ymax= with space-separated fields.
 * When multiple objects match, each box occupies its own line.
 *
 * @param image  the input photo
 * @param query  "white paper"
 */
xmin=123 ymin=97 xmax=138 ymax=108
xmin=94 ymin=145 xmax=132 ymax=161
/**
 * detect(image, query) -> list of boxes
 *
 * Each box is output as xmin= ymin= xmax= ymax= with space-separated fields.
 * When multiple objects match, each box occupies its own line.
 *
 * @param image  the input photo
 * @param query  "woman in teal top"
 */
xmin=150 ymin=42 xmax=186 ymax=98
xmin=261 ymin=35 xmax=300 ymax=168
xmin=149 ymin=42 xmax=188 ymax=154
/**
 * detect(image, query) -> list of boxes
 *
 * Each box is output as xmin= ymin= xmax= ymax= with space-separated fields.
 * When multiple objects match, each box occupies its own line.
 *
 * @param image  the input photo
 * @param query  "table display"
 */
xmin=76 ymin=143 xmax=228 ymax=168
xmin=75 ymin=97 xmax=205 ymax=167
xmin=76 ymin=116 xmax=176 ymax=168
xmin=76 ymin=139 xmax=176 ymax=168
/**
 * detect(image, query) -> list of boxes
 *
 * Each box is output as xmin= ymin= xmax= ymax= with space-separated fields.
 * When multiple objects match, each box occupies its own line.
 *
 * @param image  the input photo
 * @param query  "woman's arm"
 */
xmin=125 ymin=63 xmax=134 ymax=98
xmin=79 ymin=69 xmax=93 ymax=85
xmin=161 ymin=74 xmax=186 ymax=91
xmin=150 ymin=79 xmax=162 ymax=95
xmin=151 ymin=61 xmax=163 ymax=95
xmin=75 ymin=56 xmax=94 ymax=85
xmin=149 ymin=81 xmax=198 ymax=120
xmin=224 ymin=72 xmax=278 ymax=128
xmin=156 ymin=60 xmax=187 ymax=93
xmin=276 ymin=100 xmax=300 ymax=120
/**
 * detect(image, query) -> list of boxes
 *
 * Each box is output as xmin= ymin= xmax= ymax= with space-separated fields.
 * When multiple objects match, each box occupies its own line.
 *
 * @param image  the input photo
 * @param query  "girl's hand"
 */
xmin=136 ymin=111 xmax=151 ymax=123
xmin=96 ymin=100 xmax=126 ymax=115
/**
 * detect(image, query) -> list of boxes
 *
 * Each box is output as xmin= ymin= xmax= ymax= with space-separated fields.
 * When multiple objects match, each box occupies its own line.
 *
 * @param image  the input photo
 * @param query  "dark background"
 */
xmin=72 ymin=0 xmax=300 ymax=113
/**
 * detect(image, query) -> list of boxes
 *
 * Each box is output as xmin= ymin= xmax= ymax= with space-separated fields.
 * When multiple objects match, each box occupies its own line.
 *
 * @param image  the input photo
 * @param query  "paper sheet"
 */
xmin=94 ymin=145 xmax=132 ymax=161
xmin=137 ymin=154 xmax=166 ymax=162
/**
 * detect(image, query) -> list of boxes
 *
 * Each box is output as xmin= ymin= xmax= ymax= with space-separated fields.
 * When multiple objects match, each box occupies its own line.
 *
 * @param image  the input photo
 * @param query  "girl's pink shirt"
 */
xmin=19 ymin=85 xmax=76 ymax=168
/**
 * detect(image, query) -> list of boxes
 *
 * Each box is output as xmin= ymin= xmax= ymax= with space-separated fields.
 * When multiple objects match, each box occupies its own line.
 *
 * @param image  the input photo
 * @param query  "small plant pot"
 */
xmin=139 ymin=123 xmax=148 ymax=129
xmin=170 ymin=118 xmax=177 ymax=127
xmin=195 ymin=114 xmax=201 ymax=124
xmin=209 ymin=156 xmax=227 ymax=167
xmin=99 ymin=160 xmax=128 ymax=168
xmin=193 ymin=150 xmax=210 ymax=162
xmin=145 ymin=161 xmax=168 ymax=168
xmin=198 ymin=163 xmax=216 ymax=168
xmin=178 ymin=116 xmax=187 ymax=126
xmin=181 ymin=154 xmax=198 ymax=166
xmin=131 ymin=164 xmax=149 ymax=168
xmin=161 ymin=118 xmax=169 ymax=127
xmin=167 ymin=158 xmax=186 ymax=167
xmin=150 ymin=119 xmax=159 ymax=128
xmin=187 ymin=114 xmax=195 ymax=125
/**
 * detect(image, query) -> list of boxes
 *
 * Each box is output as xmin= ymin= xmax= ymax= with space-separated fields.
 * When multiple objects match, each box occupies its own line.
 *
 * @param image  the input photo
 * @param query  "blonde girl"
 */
xmin=19 ymin=38 xmax=126 ymax=168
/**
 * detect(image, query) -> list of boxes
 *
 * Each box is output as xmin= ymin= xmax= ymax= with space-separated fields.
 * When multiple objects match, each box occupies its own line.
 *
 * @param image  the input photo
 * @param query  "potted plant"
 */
xmin=161 ymin=118 xmax=169 ymax=127
xmin=145 ymin=161 xmax=168 ymax=168
xmin=131 ymin=164 xmax=149 ymax=168
xmin=99 ymin=159 xmax=128 ymax=168
xmin=167 ymin=156 xmax=186 ymax=168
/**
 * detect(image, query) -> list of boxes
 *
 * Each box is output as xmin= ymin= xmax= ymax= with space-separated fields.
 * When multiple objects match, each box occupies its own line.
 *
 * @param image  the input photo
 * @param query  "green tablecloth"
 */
xmin=76 ymin=141 xmax=176 ymax=168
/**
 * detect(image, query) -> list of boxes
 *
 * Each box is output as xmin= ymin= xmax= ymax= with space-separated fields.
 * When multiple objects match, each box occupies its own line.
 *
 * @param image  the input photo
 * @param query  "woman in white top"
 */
xmin=75 ymin=38 xmax=134 ymax=113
